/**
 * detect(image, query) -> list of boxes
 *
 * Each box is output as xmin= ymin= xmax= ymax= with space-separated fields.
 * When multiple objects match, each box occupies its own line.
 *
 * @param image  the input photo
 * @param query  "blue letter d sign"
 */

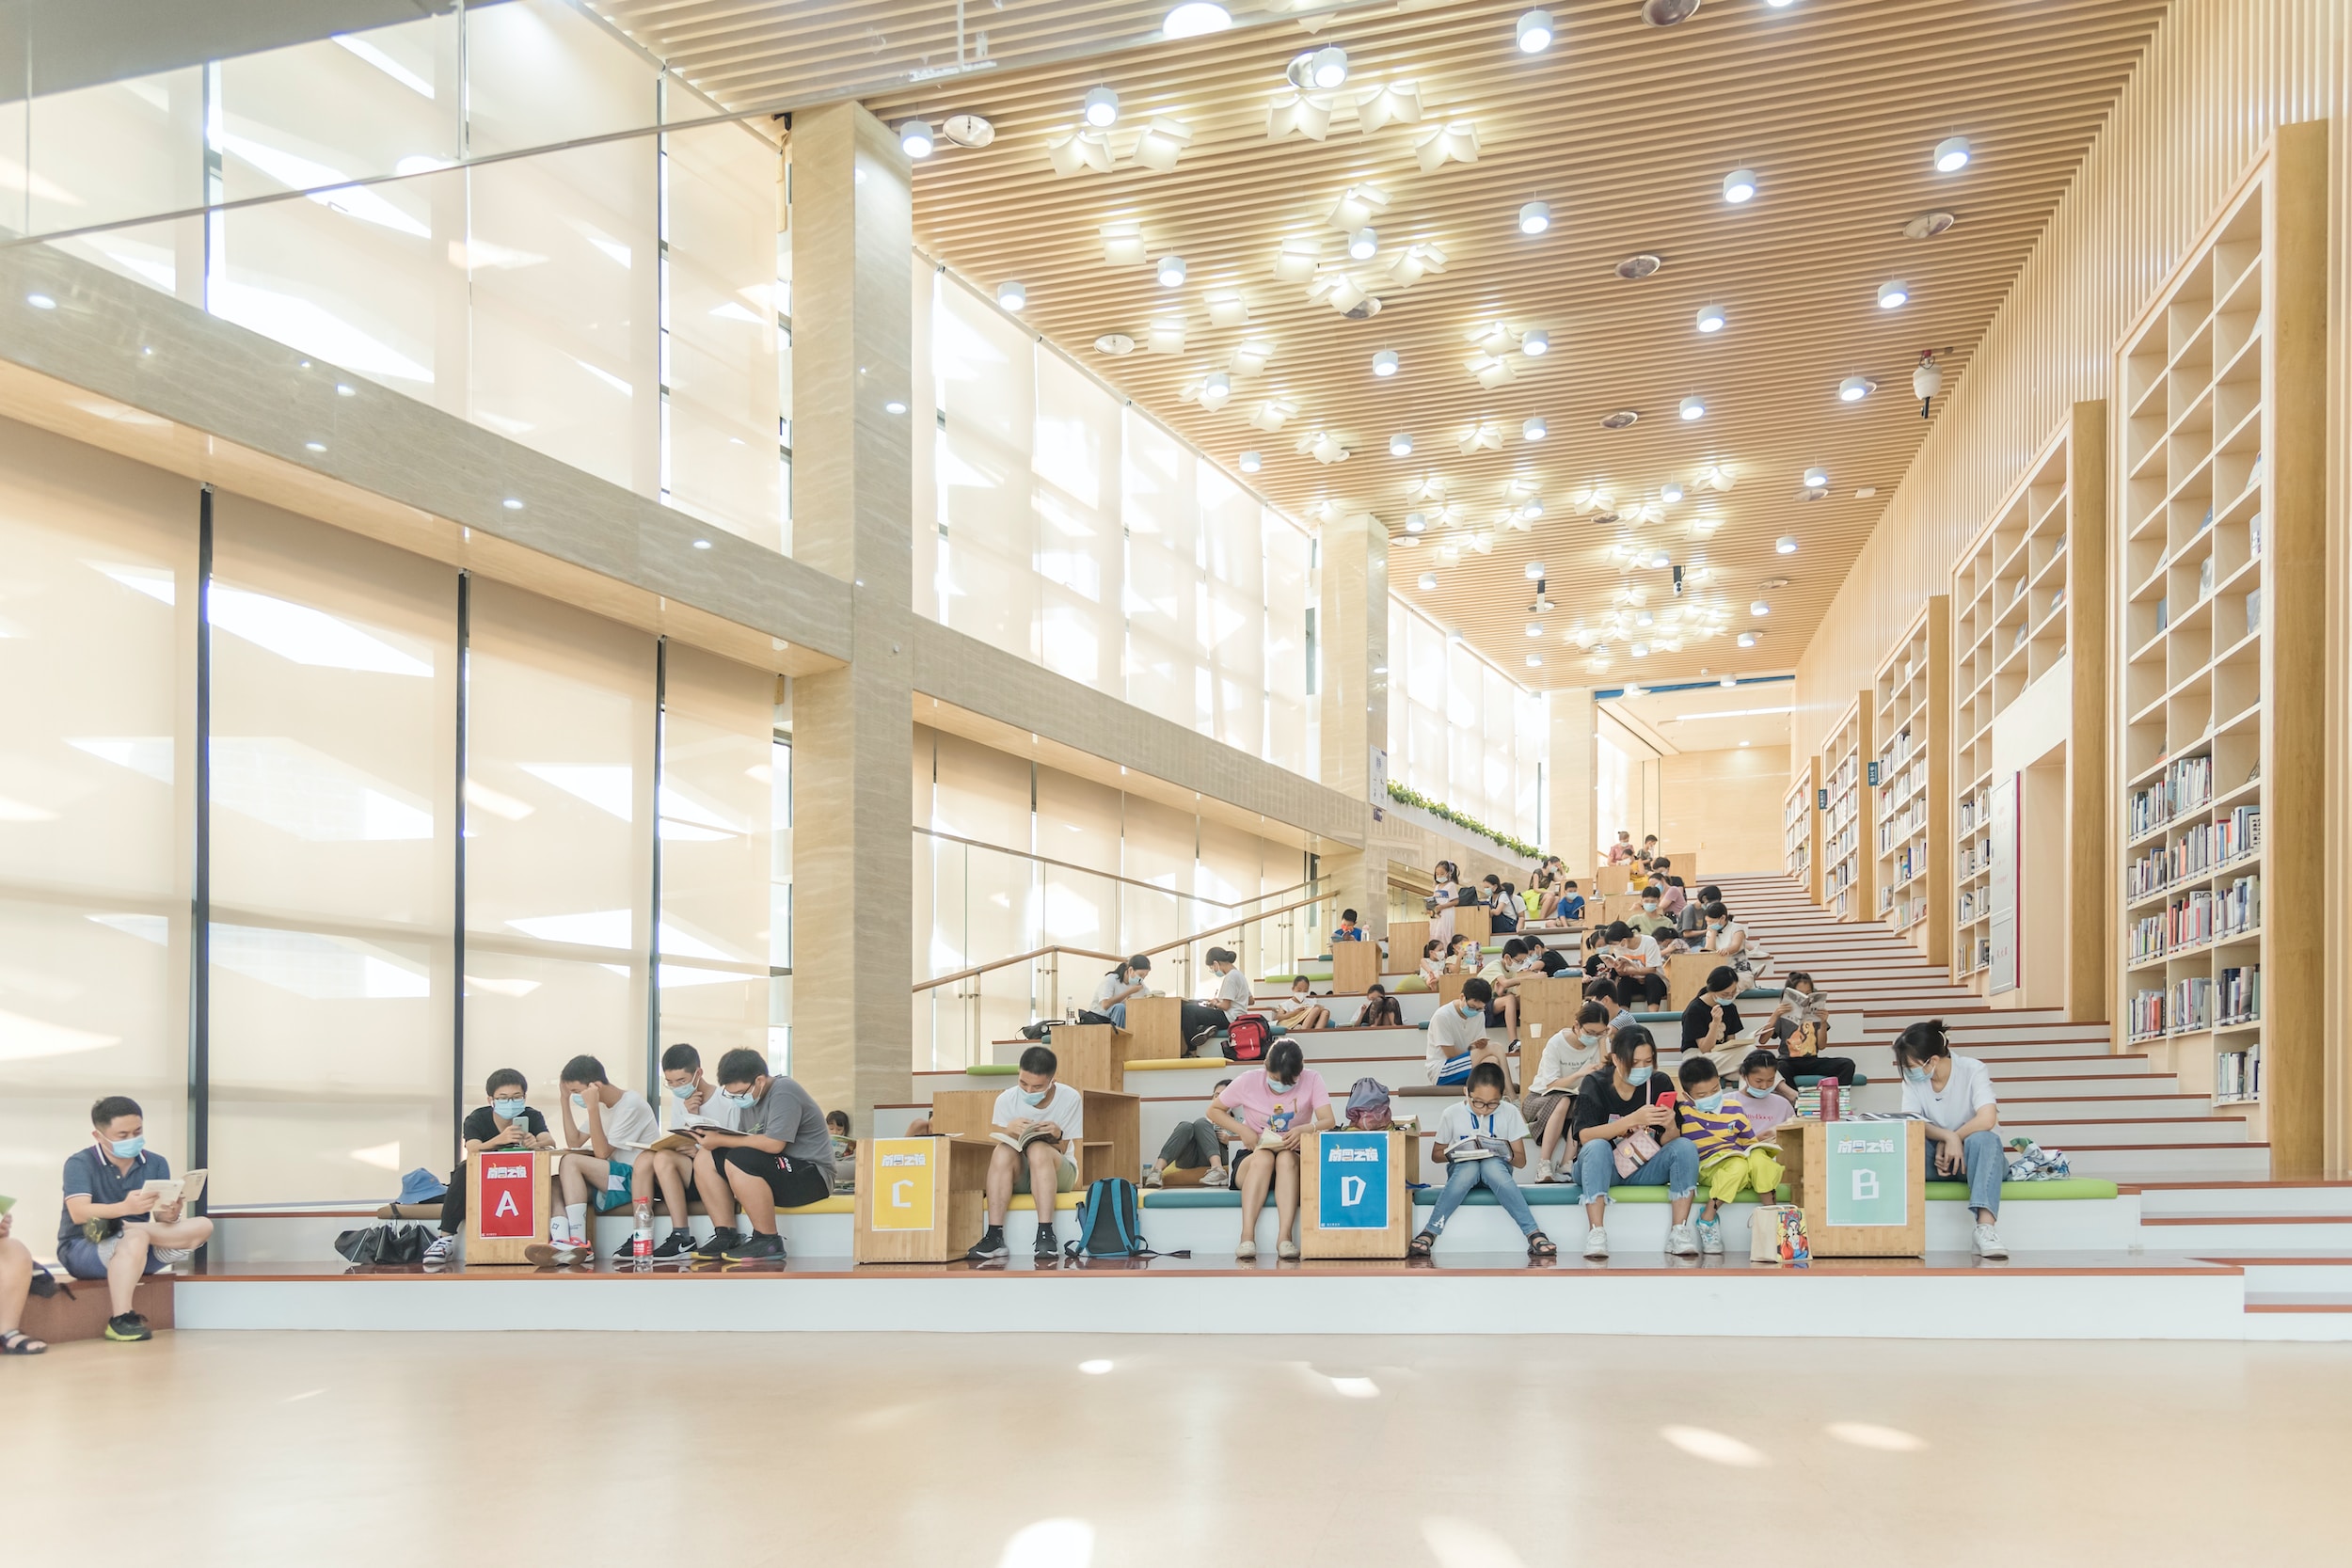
xmin=1318 ymin=1132 xmax=1390 ymax=1229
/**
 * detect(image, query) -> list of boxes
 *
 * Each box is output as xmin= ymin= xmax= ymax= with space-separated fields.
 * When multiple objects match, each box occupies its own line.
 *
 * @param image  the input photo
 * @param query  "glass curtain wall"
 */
xmin=1387 ymin=596 xmax=1549 ymax=844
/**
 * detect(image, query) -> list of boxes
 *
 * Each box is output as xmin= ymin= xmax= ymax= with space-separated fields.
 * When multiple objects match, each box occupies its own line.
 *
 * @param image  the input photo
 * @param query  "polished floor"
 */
xmin=7 ymin=1331 xmax=2350 ymax=1564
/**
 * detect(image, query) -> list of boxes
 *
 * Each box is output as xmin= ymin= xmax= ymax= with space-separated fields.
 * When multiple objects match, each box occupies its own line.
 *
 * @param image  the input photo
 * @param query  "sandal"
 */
xmin=1406 ymin=1232 xmax=1437 ymax=1259
xmin=1527 ymin=1232 xmax=1558 ymax=1259
xmin=0 ymin=1329 xmax=47 ymax=1354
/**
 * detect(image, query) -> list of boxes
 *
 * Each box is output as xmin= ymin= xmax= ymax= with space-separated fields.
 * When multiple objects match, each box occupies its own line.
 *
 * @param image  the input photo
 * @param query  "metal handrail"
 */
xmin=913 ymin=826 xmax=1317 ymax=911
xmin=910 ymin=884 xmax=1333 ymax=994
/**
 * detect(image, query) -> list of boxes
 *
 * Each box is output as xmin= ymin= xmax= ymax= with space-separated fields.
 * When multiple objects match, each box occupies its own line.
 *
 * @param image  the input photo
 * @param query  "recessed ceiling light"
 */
xmin=898 ymin=119 xmax=935 ymax=158
xmin=1517 ymin=8 xmax=1554 ymax=53
xmin=1348 ymin=227 xmax=1379 ymax=261
xmin=1855 ymin=485 xmax=1879 ymax=499
xmin=1519 ymin=328 xmax=1549 ymax=356
xmin=1372 ymin=349 xmax=1399 ymax=377
xmin=1877 ymin=279 xmax=1909 ymax=309
xmin=1933 ymin=135 xmax=1972 ymax=173
xmin=1722 ymin=167 xmax=1757 ymax=204
xmin=1390 ymin=433 xmax=1413 ymax=456
xmin=1310 ymin=45 xmax=1349 ymax=89
xmin=1837 ymin=375 xmax=1874 ymax=403
xmin=304 ymin=440 xmax=326 ymax=452
xmin=1405 ymin=512 xmax=1426 ymax=533
xmin=997 ymin=280 xmax=1026 ymax=310
xmin=1083 ymin=87 xmax=1120 ymax=127
xmin=1750 ymin=600 xmax=1771 ymax=616
xmin=1694 ymin=302 xmax=1725 ymax=334
xmin=1600 ymin=409 xmax=1639 ymax=430
xmin=884 ymin=400 xmax=908 ymax=414
xmin=1760 ymin=577 xmax=1789 ymax=590
xmin=26 ymin=292 xmax=56 ymax=309
xmin=1518 ymin=200 xmax=1551 ymax=235
xmin=1522 ymin=416 xmax=1547 ymax=442
xmin=1661 ymin=482 xmax=1684 ymax=503
xmin=1094 ymin=333 xmax=1136 ymax=356
xmin=1163 ymin=2 xmax=1232 ymax=37
xmin=1155 ymin=255 xmax=1186 ymax=288
xmin=1238 ymin=450 xmax=1263 ymax=472
xmin=943 ymin=114 xmax=995 ymax=148
xmin=692 ymin=539 xmax=712 ymax=549
xmin=1738 ymin=630 xmax=1759 ymax=648
xmin=1720 ymin=676 xmax=1737 ymax=688
xmin=1419 ymin=571 xmax=1438 ymax=591
xmin=1902 ymin=211 xmax=1958 ymax=240
xmin=1641 ymin=0 xmax=1702 ymax=24
xmin=1677 ymin=394 xmax=1705 ymax=421
xmin=335 ymin=383 xmax=355 ymax=396
xmin=501 ymin=498 xmax=524 ymax=511
xmin=1615 ymin=253 xmax=1662 ymax=280
xmin=1775 ymin=535 xmax=1798 ymax=555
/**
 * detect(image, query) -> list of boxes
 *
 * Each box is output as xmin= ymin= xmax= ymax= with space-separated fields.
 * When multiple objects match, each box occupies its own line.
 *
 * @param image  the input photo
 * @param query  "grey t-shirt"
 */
xmin=753 ymin=1076 xmax=836 ymax=1177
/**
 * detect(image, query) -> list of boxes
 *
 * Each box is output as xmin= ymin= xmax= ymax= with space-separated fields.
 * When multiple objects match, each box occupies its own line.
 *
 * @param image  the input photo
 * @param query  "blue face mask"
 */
xmin=1696 ymin=1091 xmax=1726 ymax=1113
xmin=1627 ymin=1066 xmax=1653 ymax=1086
xmin=670 ymin=1082 xmax=694 ymax=1099
xmin=109 ymin=1135 xmax=146 ymax=1160
xmin=1021 ymin=1087 xmax=1052 ymax=1107
xmin=1740 ymin=1082 xmax=1773 ymax=1099
xmin=724 ymin=1088 xmax=759 ymax=1108
xmin=1902 ymin=1067 xmax=1931 ymax=1085
xmin=493 ymin=1098 xmax=528 ymax=1120
xmin=570 ymin=1093 xmax=588 ymax=1109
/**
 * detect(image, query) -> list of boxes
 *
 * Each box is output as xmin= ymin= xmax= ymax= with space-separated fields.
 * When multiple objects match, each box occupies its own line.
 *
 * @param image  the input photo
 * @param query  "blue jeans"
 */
xmin=1931 ymin=1128 xmax=2009 ymax=1218
xmin=1107 ymin=1002 xmax=1127 ymax=1028
xmin=1574 ymin=1134 xmax=1699 ymax=1202
xmin=1420 ymin=1156 xmax=1544 ymax=1238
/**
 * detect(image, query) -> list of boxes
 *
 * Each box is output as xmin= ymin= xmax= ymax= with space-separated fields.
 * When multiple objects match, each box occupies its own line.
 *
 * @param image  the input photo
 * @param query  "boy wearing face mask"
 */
xmin=624 ymin=1043 xmax=745 ymax=1259
xmin=424 ymin=1068 xmax=556 ymax=1264
xmin=686 ymin=1048 xmax=836 ymax=1261
xmin=58 ymin=1096 xmax=215 ymax=1341
xmin=965 ymin=1044 xmax=1085 ymax=1263
xmin=1525 ymin=1002 xmax=1613 ymax=1183
xmin=1675 ymin=1056 xmax=1784 ymax=1255
xmin=538 ymin=1055 xmax=661 ymax=1263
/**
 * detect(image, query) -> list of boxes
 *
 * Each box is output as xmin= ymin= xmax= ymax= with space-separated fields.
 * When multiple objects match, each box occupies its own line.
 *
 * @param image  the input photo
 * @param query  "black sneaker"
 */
xmin=723 ymin=1231 xmax=785 ymax=1262
xmin=649 ymin=1232 xmax=693 ymax=1259
xmin=691 ymin=1230 xmax=735 ymax=1259
xmin=104 ymin=1312 xmax=151 ymax=1343
xmin=965 ymin=1225 xmax=1009 ymax=1261
xmin=1033 ymin=1227 xmax=1061 ymax=1263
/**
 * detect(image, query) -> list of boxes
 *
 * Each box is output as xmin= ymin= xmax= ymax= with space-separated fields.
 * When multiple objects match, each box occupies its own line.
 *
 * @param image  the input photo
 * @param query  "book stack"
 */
xmin=2218 ymin=964 xmax=2262 ymax=1026
xmin=2130 ymin=912 xmax=2167 ymax=963
xmin=2217 ymin=1045 xmax=2262 ymax=1103
xmin=2170 ymin=975 xmax=2214 ymax=1035
xmin=2128 ymin=988 xmax=2169 ymax=1040
xmin=2217 ymin=875 xmax=2262 ymax=937
xmin=2165 ymin=889 xmax=2215 ymax=949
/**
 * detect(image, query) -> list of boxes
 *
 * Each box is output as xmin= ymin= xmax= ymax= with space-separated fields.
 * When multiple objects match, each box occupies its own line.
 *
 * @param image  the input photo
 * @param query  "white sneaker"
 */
xmin=421 ymin=1234 xmax=458 ymax=1265
xmin=1234 ymin=1238 xmax=1257 ymax=1259
xmin=151 ymin=1245 xmax=194 ymax=1265
xmin=1582 ymin=1225 xmax=1610 ymax=1259
xmin=1532 ymin=1158 xmax=1554 ymax=1185
xmin=1697 ymin=1219 xmax=1724 ymax=1255
xmin=1667 ymin=1222 xmax=1700 ymax=1258
xmin=1973 ymin=1224 xmax=2009 ymax=1259
xmin=1202 ymin=1166 xmax=1231 ymax=1188
xmin=1142 ymin=1167 xmax=1164 ymax=1188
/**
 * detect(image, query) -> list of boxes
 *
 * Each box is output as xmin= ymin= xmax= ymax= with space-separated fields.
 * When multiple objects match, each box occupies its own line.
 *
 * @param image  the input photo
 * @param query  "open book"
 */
xmin=1445 ymin=1137 xmax=1512 ymax=1163
xmin=139 ymin=1169 xmax=208 ymax=1211
xmin=993 ymin=1125 xmax=1061 ymax=1151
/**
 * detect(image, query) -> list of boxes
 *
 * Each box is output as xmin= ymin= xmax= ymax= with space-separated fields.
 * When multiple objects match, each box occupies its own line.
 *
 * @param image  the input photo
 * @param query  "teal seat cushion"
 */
xmin=1142 ymin=1190 xmax=1244 ymax=1208
xmin=1792 ymin=1073 xmax=1869 ymax=1086
xmin=1927 ymin=1179 xmax=2119 ymax=1201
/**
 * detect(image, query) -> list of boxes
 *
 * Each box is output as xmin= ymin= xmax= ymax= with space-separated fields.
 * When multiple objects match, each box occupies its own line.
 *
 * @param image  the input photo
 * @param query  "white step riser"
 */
xmin=2239 ymin=1264 xmax=2352 ymax=1293
xmin=1993 ymin=1075 xmax=2183 ymax=1098
xmin=2002 ymin=1120 xmax=2249 ymax=1147
xmin=1856 ymin=1026 xmax=2116 ymax=1048
xmin=2066 ymin=1147 xmax=2271 ymax=1180
xmin=2141 ymin=1220 xmax=2352 ymax=1248
xmin=2001 ymin=1097 xmax=2233 ymax=1121
xmin=2136 ymin=1185 xmax=2352 ymax=1218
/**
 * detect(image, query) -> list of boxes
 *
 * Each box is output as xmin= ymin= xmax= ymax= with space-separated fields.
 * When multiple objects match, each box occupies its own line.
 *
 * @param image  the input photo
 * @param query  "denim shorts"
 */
xmin=58 ymin=1231 xmax=170 ymax=1280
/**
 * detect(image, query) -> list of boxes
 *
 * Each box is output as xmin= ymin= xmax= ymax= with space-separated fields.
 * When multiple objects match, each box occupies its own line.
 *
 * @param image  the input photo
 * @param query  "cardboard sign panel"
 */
xmin=1315 ymin=1132 xmax=1391 ymax=1230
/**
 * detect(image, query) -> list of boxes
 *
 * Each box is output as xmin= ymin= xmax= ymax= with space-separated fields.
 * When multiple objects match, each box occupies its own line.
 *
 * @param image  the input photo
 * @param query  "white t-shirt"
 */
xmin=1617 ymin=934 xmax=1664 ymax=974
xmin=1095 ymin=971 xmax=1129 ymax=1006
xmin=1426 ymin=1000 xmax=1486 ymax=1079
xmin=992 ymin=1082 xmax=1086 ymax=1164
xmin=577 ymin=1088 xmax=660 ymax=1164
xmin=663 ymin=1079 xmax=742 ymax=1132
xmin=1431 ymin=1099 xmax=1531 ymax=1147
xmin=1532 ymin=1030 xmax=1605 ymax=1095
xmin=1901 ymin=1055 xmax=1997 ymax=1131
xmin=1213 ymin=966 xmax=1254 ymax=1013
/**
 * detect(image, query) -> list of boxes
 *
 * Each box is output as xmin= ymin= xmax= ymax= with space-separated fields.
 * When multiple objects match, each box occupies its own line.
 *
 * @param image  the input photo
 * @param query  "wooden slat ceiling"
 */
xmin=611 ymin=0 xmax=2167 ymax=693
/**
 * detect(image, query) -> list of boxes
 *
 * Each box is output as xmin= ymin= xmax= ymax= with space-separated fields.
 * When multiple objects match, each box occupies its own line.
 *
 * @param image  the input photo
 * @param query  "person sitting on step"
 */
xmin=964 ymin=1044 xmax=1085 ymax=1265
xmin=1428 ymin=976 xmax=1511 ymax=1087
xmin=1893 ymin=1020 xmax=2010 ymax=1259
xmin=57 ymin=1096 xmax=215 ymax=1342
xmin=1331 ymin=909 xmax=1368 ymax=943
xmin=1570 ymin=1029 xmax=1700 ymax=1260
xmin=683 ymin=1049 xmax=835 ymax=1263
xmin=1359 ymin=983 xmax=1406 ymax=1028
xmin=1735 ymin=1051 xmax=1799 ymax=1138
xmin=1206 ymin=1040 xmax=1334 ymax=1260
xmin=0 ymin=1205 xmax=43 ymax=1355
xmin=1418 ymin=939 xmax=1448 ymax=990
xmin=1409 ymin=1062 xmax=1557 ymax=1260
xmin=1524 ymin=1001 xmax=1613 ymax=1183
xmin=1267 ymin=974 xmax=1334 ymax=1033
xmin=1676 ymin=1055 xmax=1786 ymax=1256
xmin=424 ymin=1068 xmax=557 ymax=1265
xmin=1762 ymin=972 xmax=1857 ymax=1085
xmin=1682 ymin=965 xmax=1760 ymax=1077
xmin=1145 ymin=1078 xmax=1238 ymax=1189
xmin=537 ymin=1055 xmax=660 ymax=1264
xmin=1597 ymin=921 xmax=1670 ymax=1009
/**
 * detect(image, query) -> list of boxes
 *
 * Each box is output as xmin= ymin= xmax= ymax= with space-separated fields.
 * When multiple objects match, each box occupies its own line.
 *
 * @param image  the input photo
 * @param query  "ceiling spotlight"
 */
xmin=26 ymin=292 xmax=56 ymax=309
xmin=1203 ymin=372 xmax=1230 ymax=398
xmin=1523 ymin=416 xmax=1547 ymax=442
xmin=1419 ymin=571 xmax=1438 ymax=591
xmin=1348 ymin=227 xmax=1379 ymax=261
xmin=1517 ymin=8 xmax=1554 ymax=52
xmin=1837 ymin=375 xmax=1873 ymax=403
xmin=1156 ymin=255 xmax=1187 ymax=288
xmin=1695 ymin=303 xmax=1725 ymax=334
xmin=1750 ymin=600 xmax=1771 ymax=616
xmin=898 ymin=119 xmax=935 ymax=159
xmin=1372 ymin=349 xmax=1400 ymax=377
xmin=1722 ymin=167 xmax=1757 ymax=204
xmin=1163 ymin=2 xmax=1232 ymax=37
xmin=1647 ymin=549 xmax=1671 ymax=570
xmin=1405 ymin=512 xmax=1427 ymax=533
xmin=996 ymin=280 xmax=1026 ymax=310
xmin=1524 ymin=561 xmax=1546 ymax=580
xmin=1390 ymin=433 xmax=1414 ymax=457
xmin=1083 ymin=87 xmax=1121 ymax=128
xmin=1803 ymin=466 xmax=1828 ymax=488
xmin=1630 ymin=641 xmax=1650 ymax=657
xmin=1518 ymin=200 xmax=1551 ymax=235
xmin=1661 ymin=482 xmax=1684 ymax=503
xmin=1526 ymin=621 xmax=1544 ymax=637
xmin=1310 ymin=45 xmax=1350 ymax=89
xmin=1520 ymin=328 xmax=1549 ymax=356
xmin=1526 ymin=654 xmax=1544 ymax=668
xmin=1877 ymin=279 xmax=1909 ymax=309
xmin=1775 ymin=535 xmax=1798 ymax=554
xmin=1934 ymin=135 xmax=1972 ymax=173
xmin=1677 ymin=394 xmax=1705 ymax=421
xmin=501 ymin=497 xmax=525 ymax=511
xmin=1635 ymin=610 xmax=1655 ymax=627
xmin=1239 ymin=450 xmax=1263 ymax=472
xmin=1738 ymin=631 xmax=1758 ymax=648
xmin=1915 ymin=351 xmax=1944 ymax=418
xmin=1520 ymin=498 xmax=1545 ymax=519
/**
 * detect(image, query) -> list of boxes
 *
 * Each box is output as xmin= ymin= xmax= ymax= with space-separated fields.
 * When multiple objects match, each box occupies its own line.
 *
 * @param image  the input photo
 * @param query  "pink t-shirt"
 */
xmin=1738 ymin=1087 xmax=1795 ymax=1137
xmin=1215 ymin=1067 xmax=1332 ymax=1135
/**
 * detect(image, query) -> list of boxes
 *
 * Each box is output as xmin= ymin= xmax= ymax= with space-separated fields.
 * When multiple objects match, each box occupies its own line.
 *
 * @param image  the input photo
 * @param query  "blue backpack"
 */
xmin=1063 ymin=1178 xmax=1188 ymax=1261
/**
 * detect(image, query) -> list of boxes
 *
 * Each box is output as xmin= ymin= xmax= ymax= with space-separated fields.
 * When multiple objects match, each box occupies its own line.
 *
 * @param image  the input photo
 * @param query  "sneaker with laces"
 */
xmin=1532 ymin=1158 xmax=1554 ymax=1185
xmin=1973 ymin=1224 xmax=2009 ymax=1259
xmin=1142 ymin=1167 xmax=1164 ymax=1188
xmin=1667 ymin=1222 xmax=1700 ymax=1258
xmin=1696 ymin=1219 xmax=1724 ymax=1255
xmin=150 ymin=1245 xmax=193 ymax=1265
xmin=723 ymin=1231 xmax=785 ymax=1262
xmin=104 ymin=1311 xmax=152 ymax=1342
xmin=649 ymin=1232 xmax=693 ymax=1259
xmin=1201 ymin=1166 xmax=1230 ymax=1189
xmin=965 ymin=1226 xmax=1009 ymax=1261
xmin=421 ymin=1234 xmax=459 ymax=1265
xmin=691 ymin=1230 xmax=736 ymax=1259
xmin=1033 ymin=1226 xmax=1061 ymax=1262
xmin=524 ymin=1239 xmax=587 ymax=1267
xmin=1582 ymin=1226 xmax=1610 ymax=1259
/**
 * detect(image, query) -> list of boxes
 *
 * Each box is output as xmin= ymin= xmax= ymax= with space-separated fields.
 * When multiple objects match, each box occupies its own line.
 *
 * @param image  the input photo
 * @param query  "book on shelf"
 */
xmin=2217 ymin=1044 xmax=2261 ymax=1103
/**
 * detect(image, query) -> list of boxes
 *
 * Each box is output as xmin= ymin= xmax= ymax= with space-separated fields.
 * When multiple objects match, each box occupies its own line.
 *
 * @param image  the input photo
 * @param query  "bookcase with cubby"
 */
xmin=1821 ymin=699 xmax=1871 ymax=923
xmin=1871 ymin=598 xmax=1949 ymax=963
xmin=2113 ymin=127 xmax=2323 ymax=1170
xmin=1784 ymin=758 xmax=1821 ymax=903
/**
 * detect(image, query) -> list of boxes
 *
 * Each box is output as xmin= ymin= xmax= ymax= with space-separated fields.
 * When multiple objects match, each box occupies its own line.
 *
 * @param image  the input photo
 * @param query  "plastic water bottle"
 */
xmin=631 ymin=1196 xmax=653 ymax=1259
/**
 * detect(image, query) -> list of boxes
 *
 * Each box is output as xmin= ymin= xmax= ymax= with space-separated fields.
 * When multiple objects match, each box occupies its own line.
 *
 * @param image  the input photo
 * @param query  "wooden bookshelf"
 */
xmin=2112 ymin=126 xmax=2323 ymax=1172
xmin=1820 ymin=697 xmax=1872 ymax=922
xmin=1784 ymin=757 xmax=1821 ymax=903
xmin=1870 ymin=599 xmax=1949 ymax=963
xmin=1948 ymin=406 xmax=2108 ymax=1006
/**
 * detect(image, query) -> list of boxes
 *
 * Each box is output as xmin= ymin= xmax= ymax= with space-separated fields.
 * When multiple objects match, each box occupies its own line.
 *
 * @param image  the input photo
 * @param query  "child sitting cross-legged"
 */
xmin=1675 ymin=1055 xmax=1786 ymax=1257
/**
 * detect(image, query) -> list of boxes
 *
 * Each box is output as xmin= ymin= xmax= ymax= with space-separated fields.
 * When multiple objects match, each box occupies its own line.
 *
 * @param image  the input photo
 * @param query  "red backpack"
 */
xmin=1225 ymin=1014 xmax=1272 ymax=1062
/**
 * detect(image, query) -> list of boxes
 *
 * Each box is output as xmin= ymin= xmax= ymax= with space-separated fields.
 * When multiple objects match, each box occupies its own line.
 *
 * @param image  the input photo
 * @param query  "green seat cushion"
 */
xmin=1926 ymin=1179 xmax=2119 ymax=1201
xmin=1391 ymin=976 xmax=1432 ymax=994
xmin=961 ymin=1063 xmax=1018 ymax=1076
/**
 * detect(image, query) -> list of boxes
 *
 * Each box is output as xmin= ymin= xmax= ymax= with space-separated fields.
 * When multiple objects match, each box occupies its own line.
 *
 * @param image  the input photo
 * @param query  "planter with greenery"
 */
xmin=1384 ymin=782 xmax=1546 ymax=862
